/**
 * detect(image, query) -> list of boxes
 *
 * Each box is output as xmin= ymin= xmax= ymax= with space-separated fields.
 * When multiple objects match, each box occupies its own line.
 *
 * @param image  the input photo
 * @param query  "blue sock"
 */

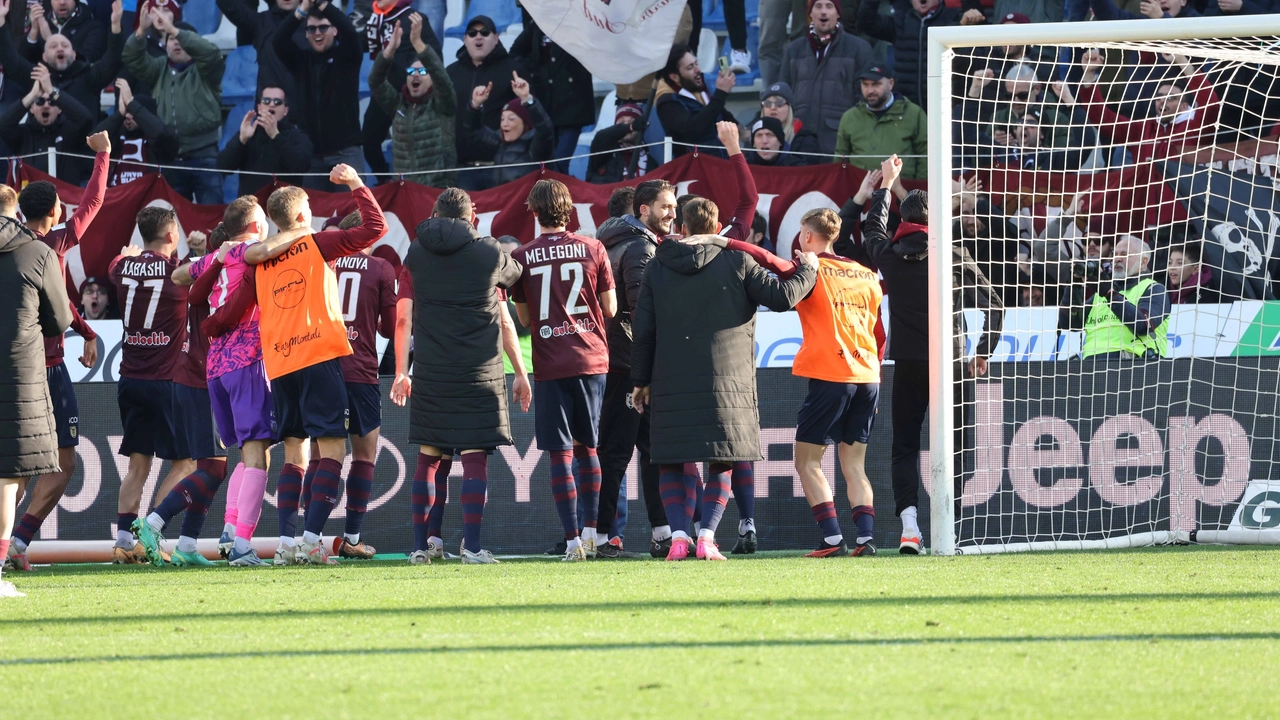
xmin=302 ymin=458 xmax=343 ymax=537
xmin=177 ymin=460 xmax=226 ymax=540
xmin=460 ymin=453 xmax=488 ymax=553
xmin=411 ymin=453 xmax=439 ymax=552
xmin=731 ymin=461 xmax=755 ymax=521
xmin=659 ymin=464 xmax=690 ymax=536
xmin=343 ymin=460 xmax=374 ymax=539
xmin=852 ymin=505 xmax=875 ymax=543
xmin=276 ymin=463 xmax=304 ymax=540
xmin=549 ymin=449 xmax=579 ymax=540
xmin=700 ymin=463 xmax=731 ymax=535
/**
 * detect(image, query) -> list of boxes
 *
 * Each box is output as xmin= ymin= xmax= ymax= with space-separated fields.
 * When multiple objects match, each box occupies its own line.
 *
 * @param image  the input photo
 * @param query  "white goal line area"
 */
xmin=923 ymin=17 xmax=1280 ymax=556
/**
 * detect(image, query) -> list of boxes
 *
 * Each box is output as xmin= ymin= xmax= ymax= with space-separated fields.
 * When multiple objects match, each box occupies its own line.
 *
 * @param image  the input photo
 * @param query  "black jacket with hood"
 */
xmin=631 ymin=236 xmax=816 ymax=463
xmin=446 ymin=40 xmax=525 ymax=165
xmin=403 ymin=216 xmax=523 ymax=450
xmin=597 ymin=214 xmax=660 ymax=372
xmin=0 ymin=217 xmax=73 ymax=477
xmin=861 ymin=189 xmax=1003 ymax=361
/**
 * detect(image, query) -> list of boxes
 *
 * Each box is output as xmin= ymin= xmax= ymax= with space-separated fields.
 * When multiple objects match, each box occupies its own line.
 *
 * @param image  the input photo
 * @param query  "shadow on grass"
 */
xmin=5 ymin=632 xmax=1279 ymax=666
xmin=2 ymin=591 xmax=1276 ymax=628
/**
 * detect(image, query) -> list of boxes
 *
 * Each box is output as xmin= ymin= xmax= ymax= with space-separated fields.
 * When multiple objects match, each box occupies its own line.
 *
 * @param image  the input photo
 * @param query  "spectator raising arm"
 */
xmin=0 ymin=0 xmax=37 ymax=90
xmin=85 ymin=1 xmax=127 ymax=91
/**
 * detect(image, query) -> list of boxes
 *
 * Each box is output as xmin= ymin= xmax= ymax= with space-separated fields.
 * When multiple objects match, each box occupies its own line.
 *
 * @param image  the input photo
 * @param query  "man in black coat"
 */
xmin=392 ymin=188 xmax=526 ymax=565
xmin=631 ymin=197 xmax=817 ymax=561
xmin=216 ymin=0 xmax=308 ymax=102
xmin=22 ymin=0 xmax=107 ymax=63
xmin=274 ymin=0 xmax=366 ymax=191
xmin=594 ymin=180 xmax=678 ymax=559
xmin=0 ymin=66 xmax=94 ymax=184
xmin=862 ymin=155 xmax=1002 ymax=554
xmin=217 ymin=85 xmax=314 ymax=196
xmin=857 ymin=0 xmax=968 ymax=113
xmin=510 ymin=12 xmax=594 ymax=173
xmin=445 ymin=15 xmax=523 ymax=190
xmin=0 ymin=187 xmax=74 ymax=597
xmin=0 ymin=0 xmax=124 ymax=121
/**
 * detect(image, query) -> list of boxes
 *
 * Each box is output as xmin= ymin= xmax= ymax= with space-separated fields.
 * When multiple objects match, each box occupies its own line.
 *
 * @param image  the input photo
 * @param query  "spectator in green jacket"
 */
xmin=369 ymin=16 xmax=456 ymax=188
xmin=834 ymin=66 xmax=928 ymax=180
xmin=123 ymin=5 xmax=223 ymax=203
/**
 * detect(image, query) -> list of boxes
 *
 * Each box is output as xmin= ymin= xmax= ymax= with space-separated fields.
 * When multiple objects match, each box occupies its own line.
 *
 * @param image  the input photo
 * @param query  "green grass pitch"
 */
xmin=2 ymin=546 xmax=1278 ymax=719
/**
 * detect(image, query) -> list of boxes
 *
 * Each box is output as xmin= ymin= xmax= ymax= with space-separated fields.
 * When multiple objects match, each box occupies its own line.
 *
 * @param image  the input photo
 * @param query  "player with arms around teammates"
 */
xmin=510 ymin=180 xmax=617 ymax=562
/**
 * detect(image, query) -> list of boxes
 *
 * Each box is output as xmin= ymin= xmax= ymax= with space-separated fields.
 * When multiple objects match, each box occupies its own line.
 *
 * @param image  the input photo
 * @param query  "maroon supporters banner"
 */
xmin=12 ymin=154 xmax=892 ymax=300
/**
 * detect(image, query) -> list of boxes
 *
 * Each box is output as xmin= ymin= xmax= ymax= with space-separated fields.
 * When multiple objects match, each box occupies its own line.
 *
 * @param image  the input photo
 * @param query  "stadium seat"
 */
xmin=183 ymin=0 xmax=223 ymax=35
xmin=701 ymin=0 xmax=760 ymax=32
xmin=444 ymin=0 xmax=522 ymax=37
xmin=223 ymin=46 xmax=258 ymax=105
xmin=696 ymin=29 xmax=719 ymax=75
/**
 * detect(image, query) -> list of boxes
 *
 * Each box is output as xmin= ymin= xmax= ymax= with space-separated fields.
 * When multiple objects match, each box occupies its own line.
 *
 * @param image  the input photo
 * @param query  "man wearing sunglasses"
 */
xmin=361 ymin=0 xmax=440 ymax=184
xmin=217 ymin=85 xmax=314 ymax=196
xmin=276 ymin=0 xmax=369 ymax=192
xmin=0 ymin=63 xmax=94 ymax=184
xmin=445 ymin=15 xmax=523 ymax=190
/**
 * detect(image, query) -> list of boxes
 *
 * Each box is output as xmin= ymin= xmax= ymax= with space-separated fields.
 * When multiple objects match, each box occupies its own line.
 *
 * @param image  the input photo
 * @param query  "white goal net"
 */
xmin=927 ymin=17 xmax=1280 ymax=555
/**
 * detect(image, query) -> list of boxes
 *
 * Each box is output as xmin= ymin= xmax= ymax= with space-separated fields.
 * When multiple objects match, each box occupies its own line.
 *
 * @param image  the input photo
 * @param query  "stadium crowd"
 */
xmin=0 ymin=0 xmax=1275 ymax=587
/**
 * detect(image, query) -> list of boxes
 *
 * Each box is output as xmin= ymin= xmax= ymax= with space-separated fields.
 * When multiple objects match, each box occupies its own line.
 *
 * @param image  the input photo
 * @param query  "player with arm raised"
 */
xmin=392 ymin=188 xmax=528 ymax=565
xmin=108 ymin=207 xmax=191 ymax=563
xmin=5 ymin=133 xmax=109 ymax=570
xmin=322 ymin=210 xmax=398 ymax=561
xmin=242 ymin=165 xmax=387 ymax=566
xmin=133 ymin=225 xmax=233 ymax=566
xmin=510 ymin=179 xmax=617 ymax=562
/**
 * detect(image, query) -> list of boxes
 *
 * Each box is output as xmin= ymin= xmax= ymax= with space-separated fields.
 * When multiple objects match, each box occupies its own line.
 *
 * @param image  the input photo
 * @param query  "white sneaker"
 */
xmin=728 ymin=49 xmax=751 ymax=74
xmin=582 ymin=535 xmax=598 ymax=558
xmin=563 ymin=542 xmax=587 ymax=562
xmin=299 ymin=539 xmax=338 ymax=565
xmin=460 ymin=545 xmax=499 ymax=564
xmin=274 ymin=543 xmax=300 ymax=566
xmin=0 ymin=580 xmax=25 ymax=598
xmin=427 ymin=538 xmax=444 ymax=560
xmin=408 ymin=549 xmax=432 ymax=565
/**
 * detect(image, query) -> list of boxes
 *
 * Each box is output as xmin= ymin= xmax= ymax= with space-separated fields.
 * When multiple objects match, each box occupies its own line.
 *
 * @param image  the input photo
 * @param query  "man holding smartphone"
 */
xmin=655 ymin=42 xmax=738 ymax=158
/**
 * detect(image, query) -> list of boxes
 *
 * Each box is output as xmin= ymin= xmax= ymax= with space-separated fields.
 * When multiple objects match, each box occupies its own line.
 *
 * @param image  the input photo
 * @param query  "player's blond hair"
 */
xmin=0 ymin=185 xmax=17 ymax=218
xmin=266 ymin=186 xmax=310 ymax=229
xmin=801 ymin=208 xmax=840 ymax=243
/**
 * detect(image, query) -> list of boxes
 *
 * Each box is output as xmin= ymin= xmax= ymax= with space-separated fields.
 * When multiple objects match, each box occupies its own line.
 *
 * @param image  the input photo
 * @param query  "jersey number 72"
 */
xmin=529 ymin=262 xmax=589 ymax=321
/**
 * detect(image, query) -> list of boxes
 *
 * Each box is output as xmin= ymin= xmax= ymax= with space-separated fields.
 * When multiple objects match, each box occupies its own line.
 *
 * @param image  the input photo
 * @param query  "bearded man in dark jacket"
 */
xmin=392 ymin=188 xmax=526 ymax=564
xmin=631 ymin=197 xmax=817 ymax=561
xmin=593 ymin=180 xmax=678 ymax=559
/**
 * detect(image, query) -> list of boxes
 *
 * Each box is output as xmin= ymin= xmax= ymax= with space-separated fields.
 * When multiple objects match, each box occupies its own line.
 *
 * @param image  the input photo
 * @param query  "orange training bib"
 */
xmin=793 ymin=255 xmax=883 ymax=384
xmin=255 ymin=235 xmax=352 ymax=380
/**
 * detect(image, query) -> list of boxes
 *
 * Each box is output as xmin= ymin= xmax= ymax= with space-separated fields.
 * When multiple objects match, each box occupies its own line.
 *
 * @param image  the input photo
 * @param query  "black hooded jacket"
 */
xmin=446 ymin=41 xmax=525 ymax=165
xmin=597 ymin=214 xmax=660 ymax=372
xmin=631 ymin=236 xmax=816 ymax=463
xmin=403 ymin=216 xmax=523 ymax=450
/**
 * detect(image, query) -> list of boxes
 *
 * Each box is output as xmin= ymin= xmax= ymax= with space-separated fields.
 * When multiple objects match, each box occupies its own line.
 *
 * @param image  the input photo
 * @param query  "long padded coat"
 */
xmin=630 ymin=237 xmax=816 ymax=463
xmin=404 ymin=217 xmax=523 ymax=450
xmin=0 ymin=218 xmax=74 ymax=477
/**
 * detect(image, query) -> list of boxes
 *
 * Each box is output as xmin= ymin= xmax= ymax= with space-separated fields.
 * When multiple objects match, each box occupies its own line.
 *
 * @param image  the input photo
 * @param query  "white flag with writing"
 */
xmin=520 ymin=0 xmax=686 ymax=85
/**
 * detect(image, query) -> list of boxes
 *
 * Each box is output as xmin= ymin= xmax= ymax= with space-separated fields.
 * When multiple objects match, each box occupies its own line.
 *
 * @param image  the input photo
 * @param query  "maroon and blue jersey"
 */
xmin=334 ymin=252 xmax=398 ymax=385
xmin=108 ymin=250 xmax=188 ymax=381
xmin=510 ymin=232 xmax=614 ymax=381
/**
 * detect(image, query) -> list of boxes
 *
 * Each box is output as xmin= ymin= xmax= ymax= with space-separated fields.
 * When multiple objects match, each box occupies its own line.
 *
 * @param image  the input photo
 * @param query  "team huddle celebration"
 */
xmin=0 ymin=122 xmax=911 ymax=586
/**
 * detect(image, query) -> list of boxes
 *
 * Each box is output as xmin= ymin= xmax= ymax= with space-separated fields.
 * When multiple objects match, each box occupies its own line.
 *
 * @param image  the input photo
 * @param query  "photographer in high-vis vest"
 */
xmin=1072 ymin=236 xmax=1170 ymax=360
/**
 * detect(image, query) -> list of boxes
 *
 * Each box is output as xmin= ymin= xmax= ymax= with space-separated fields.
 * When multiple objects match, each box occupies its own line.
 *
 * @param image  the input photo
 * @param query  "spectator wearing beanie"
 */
xmin=123 ymin=6 xmax=224 ymax=203
xmin=655 ymin=42 xmax=738 ymax=158
xmin=779 ymin=0 xmax=874 ymax=155
xmin=835 ymin=65 xmax=928 ymax=179
xmin=92 ymin=78 xmax=178 ymax=186
xmin=858 ymin=0 xmax=968 ymax=113
xmin=79 ymin=276 xmax=118 ymax=320
xmin=22 ymin=0 xmax=108 ymax=63
xmin=992 ymin=2 xmax=1061 ymax=25
xmin=753 ymin=82 xmax=821 ymax=160
xmin=446 ymin=15 xmax=525 ymax=190
xmin=368 ymin=17 xmax=457 ymax=187
xmin=587 ymin=103 xmax=656 ymax=185
xmin=747 ymin=116 xmax=806 ymax=167
xmin=274 ymin=0 xmax=367 ymax=191
xmin=511 ymin=10 xmax=595 ymax=173
xmin=464 ymin=71 xmax=552 ymax=187
xmin=216 ymin=85 xmax=313 ymax=196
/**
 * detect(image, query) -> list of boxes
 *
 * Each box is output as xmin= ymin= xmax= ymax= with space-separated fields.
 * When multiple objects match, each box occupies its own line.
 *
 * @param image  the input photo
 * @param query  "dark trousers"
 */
xmin=362 ymin=99 xmax=394 ymax=179
xmin=889 ymin=359 xmax=971 ymax=517
xmin=596 ymin=372 xmax=664 ymax=537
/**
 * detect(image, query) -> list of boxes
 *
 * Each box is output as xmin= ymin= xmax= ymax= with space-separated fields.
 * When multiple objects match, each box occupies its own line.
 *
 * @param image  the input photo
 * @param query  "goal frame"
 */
xmin=925 ymin=16 xmax=1280 ymax=556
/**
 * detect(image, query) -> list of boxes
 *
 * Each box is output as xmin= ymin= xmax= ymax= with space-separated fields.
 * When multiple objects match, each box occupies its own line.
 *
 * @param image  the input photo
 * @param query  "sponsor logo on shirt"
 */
xmin=124 ymin=331 xmax=172 ymax=347
xmin=539 ymin=318 xmax=598 ymax=339
xmin=272 ymin=269 xmax=307 ymax=309
xmin=347 ymin=326 xmax=359 ymax=342
xmin=274 ymin=327 xmax=322 ymax=358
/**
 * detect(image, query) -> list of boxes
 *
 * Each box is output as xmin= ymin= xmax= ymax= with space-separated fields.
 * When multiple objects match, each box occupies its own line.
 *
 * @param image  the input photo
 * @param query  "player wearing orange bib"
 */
xmin=789 ymin=208 xmax=885 ymax=558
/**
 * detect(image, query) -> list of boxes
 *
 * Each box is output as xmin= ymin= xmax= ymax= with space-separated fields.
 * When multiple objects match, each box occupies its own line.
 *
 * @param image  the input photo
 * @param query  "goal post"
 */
xmin=926 ymin=16 xmax=1280 ymax=555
